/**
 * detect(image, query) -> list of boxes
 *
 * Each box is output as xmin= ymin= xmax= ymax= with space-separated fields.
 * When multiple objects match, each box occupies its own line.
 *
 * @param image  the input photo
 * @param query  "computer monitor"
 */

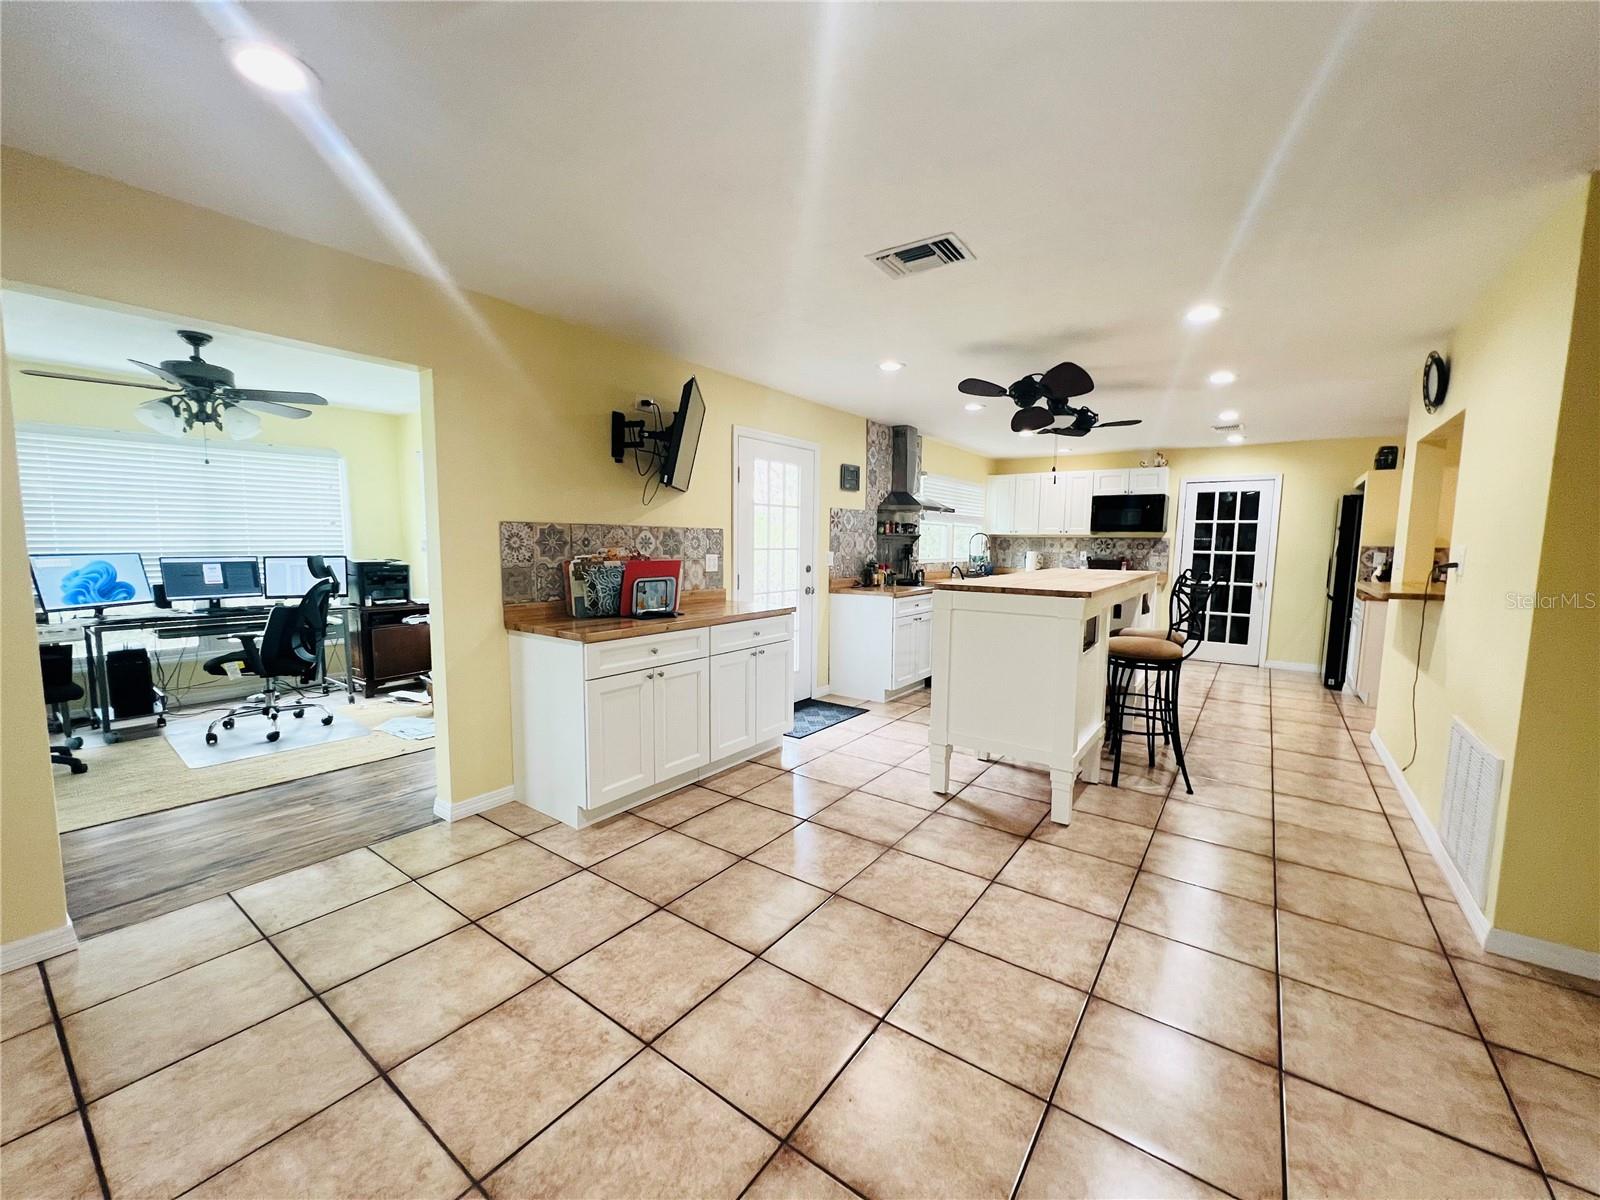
xmin=262 ymin=554 xmax=349 ymax=599
xmin=158 ymin=556 xmax=263 ymax=602
xmin=30 ymin=552 xmax=154 ymax=615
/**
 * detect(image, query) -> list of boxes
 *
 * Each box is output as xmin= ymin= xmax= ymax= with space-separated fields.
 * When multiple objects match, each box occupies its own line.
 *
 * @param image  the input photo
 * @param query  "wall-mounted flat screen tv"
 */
xmin=662 ymin=376 xmax=705 ymax=492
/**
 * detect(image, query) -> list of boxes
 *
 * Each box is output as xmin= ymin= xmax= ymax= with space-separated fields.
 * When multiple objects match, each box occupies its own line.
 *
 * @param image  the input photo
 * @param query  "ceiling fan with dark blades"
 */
xmin=21 ymin=329 xmax=328 ymax=441
xmin=959 ymin=360 xmax=1141 ymax=437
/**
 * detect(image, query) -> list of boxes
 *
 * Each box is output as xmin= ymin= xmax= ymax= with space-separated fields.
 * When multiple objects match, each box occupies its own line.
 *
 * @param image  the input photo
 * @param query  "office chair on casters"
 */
xmin=203 ymin=574 xmax=337 ymax=745
xmin=40 ymin=643 xmax=88 ymax=774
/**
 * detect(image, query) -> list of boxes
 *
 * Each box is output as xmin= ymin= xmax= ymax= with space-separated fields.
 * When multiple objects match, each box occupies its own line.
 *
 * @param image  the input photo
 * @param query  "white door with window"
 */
xmin=733 ymin=431 xmax=817 ymax=701
xmin=1174 ymin=477 xmax=1281 ymax=666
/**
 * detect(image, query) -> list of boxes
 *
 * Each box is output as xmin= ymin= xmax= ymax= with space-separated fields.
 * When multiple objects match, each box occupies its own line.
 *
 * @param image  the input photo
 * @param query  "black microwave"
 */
xmin=1091 ymin=493 xmax=1167 ymax=534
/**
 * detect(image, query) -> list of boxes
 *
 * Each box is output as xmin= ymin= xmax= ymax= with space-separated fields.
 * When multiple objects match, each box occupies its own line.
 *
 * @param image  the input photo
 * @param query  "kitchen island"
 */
xmin=928 ymin=568 xmax=1160 ymax=824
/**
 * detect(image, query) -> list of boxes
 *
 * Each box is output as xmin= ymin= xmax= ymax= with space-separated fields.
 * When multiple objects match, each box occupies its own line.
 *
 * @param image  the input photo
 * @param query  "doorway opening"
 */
xmin=5 ymin=286 xmax=440 ymax=937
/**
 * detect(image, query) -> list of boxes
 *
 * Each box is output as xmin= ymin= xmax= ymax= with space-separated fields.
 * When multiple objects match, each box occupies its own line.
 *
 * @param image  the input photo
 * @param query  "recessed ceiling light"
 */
xmin=1208 ymin=369 xmax=1237 ymax=386
xmin=963 ymin=401 xmax=986 ymax=412
xmin=878 ymin=360 xmax=904 ymax=373
xmin=1184 ymin=302 xmax=1223 ymax=326
xmin=1226 ymin=433 xmax=1246 ymax=445
xmin=229 ymin=42 xmax=315 ymax=94
xmin=1217 ymin=409 xmax=1240 ymax=422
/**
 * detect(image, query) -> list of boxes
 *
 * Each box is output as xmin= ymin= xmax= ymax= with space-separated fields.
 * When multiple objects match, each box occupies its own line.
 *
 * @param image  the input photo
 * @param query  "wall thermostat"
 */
xmin=839 ymin=464 xmax=861 ymax=491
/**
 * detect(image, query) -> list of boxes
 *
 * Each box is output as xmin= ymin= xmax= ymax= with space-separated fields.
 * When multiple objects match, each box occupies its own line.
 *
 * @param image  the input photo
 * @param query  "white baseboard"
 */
xmin=0 ymin=919 xmax=77 ymax=972
xmin=1263 ymin=659 xmax=1321 ymax=674
xmin=434 ymin=784 xmax=515 ymax=823
xmin=1368 ymin=730 xmax=1600 ymax=981
xmin=1483 ymin=928 xmax=1600 ymax=980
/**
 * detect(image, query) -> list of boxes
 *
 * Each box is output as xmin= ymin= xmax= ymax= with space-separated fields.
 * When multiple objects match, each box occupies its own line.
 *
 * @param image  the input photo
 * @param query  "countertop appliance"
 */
xmin=1091 ymin=492 xmax=1166 ymax=534
xmin=1322 ymin=492 xmax=1364 ymax=689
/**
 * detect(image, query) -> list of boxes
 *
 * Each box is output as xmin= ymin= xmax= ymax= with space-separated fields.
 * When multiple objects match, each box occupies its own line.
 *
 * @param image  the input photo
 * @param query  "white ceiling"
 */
xmin=2 ymin=2 xmax=1595 ymax=456
xmin=1 ymin=289 xmax=422 ymax=414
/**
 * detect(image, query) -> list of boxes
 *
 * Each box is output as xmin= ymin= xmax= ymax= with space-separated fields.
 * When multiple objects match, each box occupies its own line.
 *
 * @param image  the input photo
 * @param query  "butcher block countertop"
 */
xmin=828 ymin=581 xmax=934 ymax=598
xmin=932 ymin=567 xmax=1160 ymax=598
xmin=505 ymin=590 xmax=794 ymax=642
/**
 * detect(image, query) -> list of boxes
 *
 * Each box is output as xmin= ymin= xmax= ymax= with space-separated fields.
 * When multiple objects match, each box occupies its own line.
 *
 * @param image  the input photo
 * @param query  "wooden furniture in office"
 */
xmin=350 ymin=601 xmax=431 ymax=697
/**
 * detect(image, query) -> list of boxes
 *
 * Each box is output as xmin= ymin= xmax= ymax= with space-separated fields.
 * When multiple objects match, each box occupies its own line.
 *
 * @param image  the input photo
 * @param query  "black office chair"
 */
xmin=203 ymin=575 xmax=337 ymax=745
xmin=40 ymin=643 xmax=88 ymax=774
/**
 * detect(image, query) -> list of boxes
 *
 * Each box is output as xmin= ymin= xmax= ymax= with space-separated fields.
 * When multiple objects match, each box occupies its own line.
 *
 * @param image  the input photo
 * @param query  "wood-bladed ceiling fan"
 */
xmin=22 ymin=329 xmax=328 ymax=441
xmin=959 ymin=361 xmax=1143 ymax=437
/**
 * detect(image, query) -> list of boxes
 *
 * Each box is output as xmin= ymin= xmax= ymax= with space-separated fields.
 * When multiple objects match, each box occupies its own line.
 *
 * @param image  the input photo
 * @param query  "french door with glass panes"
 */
xmin=733 ymin=431 xmax=817 ymax=701
xmin=1174 ymin=477 xmax=1281 ymax=666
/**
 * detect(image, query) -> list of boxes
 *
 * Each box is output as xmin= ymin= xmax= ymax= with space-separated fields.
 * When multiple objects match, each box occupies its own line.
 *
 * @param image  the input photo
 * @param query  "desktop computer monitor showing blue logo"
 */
xmin=31 ymin=553 xmax=154 ymax=614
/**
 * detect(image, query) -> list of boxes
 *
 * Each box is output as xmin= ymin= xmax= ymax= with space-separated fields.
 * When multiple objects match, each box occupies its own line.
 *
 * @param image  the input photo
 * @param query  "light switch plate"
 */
xmin=827 ymin=551 xmax=836 ymax=568
xmin=706 ymin=552 xmax=719 ymax=572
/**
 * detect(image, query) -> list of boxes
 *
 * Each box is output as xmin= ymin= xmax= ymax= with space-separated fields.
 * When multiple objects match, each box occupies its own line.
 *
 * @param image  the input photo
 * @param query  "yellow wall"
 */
xmin=1374 ymin=175 xmax=1596 ymax=952
xmin=0 ymin=335 xmax=71 ymax=947
xmin=0 ymin=151 xmax=1000 ymax=946
xmin=992 ymin=439 xmax=1387 ymax=667
xmin=6 ymin=362 xmax=421 ymax=571
xmin=1357 ymin=463 xmax=1403 ymax=548
xmin=921 ymin=437 xmax=994 ymax=486
xmin=1496 ymin=178 xmax=1599 ymax=952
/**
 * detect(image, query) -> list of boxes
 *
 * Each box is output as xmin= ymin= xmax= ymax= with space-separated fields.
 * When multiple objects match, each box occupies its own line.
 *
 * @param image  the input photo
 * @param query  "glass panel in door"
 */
xmin=1177 ymin=479 xmax=1278 ymax=665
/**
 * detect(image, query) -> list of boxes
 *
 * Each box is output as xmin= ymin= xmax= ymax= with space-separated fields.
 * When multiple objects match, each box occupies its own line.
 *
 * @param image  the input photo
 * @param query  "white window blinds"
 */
xmin=918 ymin=474 xmax=986 ymax=563
xmin=16 ymin=425 xmax=350 ymax=580
xmin=918 ymin=474 xmax=985 ymax=519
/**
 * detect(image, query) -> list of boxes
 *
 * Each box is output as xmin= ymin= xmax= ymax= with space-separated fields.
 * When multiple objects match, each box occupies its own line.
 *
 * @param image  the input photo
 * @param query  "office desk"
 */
xmin=56 ymin=604 xmax=357 ymax=743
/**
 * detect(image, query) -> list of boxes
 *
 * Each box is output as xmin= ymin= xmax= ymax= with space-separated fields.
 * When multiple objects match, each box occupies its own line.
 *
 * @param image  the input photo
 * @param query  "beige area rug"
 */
xmin=53 ymin=698 xmax=435 ymax=833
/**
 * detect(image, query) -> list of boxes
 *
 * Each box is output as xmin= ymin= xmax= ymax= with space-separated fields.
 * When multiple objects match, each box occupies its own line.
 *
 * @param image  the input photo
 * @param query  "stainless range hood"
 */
xmin=878 ymin=424 xmax=955 ymax=513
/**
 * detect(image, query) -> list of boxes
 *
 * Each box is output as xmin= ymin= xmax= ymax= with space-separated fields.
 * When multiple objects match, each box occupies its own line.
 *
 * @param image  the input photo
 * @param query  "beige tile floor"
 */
xmin=4 ymin=664 xmax=1598 ymax=1199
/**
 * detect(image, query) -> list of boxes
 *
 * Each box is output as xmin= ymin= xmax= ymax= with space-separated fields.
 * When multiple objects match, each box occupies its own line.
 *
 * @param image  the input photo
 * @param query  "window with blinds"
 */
xmin=16 ymin=424 xmax=351 ymax=582
xmin=917 ymin=474 xmax=986 ymax=563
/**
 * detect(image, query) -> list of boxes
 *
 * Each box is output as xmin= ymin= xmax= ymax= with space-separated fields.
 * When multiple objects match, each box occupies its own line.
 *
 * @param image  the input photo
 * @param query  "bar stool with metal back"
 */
xmin=1105 ymin=570 xmax=1214 ymax=794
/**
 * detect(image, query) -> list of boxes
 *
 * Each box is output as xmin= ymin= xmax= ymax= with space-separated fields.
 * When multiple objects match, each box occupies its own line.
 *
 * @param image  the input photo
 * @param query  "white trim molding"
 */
xmin=1369 ymin=729 xmax=1600 ymax=981
xmin=434 ymin=784 xmax=515 ymax=823
xmin=1263 ymin=659 xmax=1320 ymax=674
xmin=0 ymin=919 xmax=77 ymax=972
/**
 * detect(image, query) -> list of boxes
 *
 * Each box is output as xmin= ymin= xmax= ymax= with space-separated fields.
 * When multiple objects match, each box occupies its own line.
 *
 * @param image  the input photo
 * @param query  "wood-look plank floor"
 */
xmin=62 ymin=750 xmax=438 ymax=938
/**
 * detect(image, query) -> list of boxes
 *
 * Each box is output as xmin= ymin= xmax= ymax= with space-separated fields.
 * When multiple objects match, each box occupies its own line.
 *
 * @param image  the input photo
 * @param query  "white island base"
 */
xmin=927 ymin=569 xmax=1160 ymax=825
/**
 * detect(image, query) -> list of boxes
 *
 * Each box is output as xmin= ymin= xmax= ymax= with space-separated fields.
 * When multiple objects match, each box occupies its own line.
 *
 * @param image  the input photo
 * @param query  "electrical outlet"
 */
xmin=706 ymin=552 xmax=719 ymax=572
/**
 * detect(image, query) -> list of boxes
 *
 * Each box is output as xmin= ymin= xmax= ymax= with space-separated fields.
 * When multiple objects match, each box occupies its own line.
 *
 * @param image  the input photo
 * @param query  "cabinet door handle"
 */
xmin=757 ymin=649 xmax=766 ymax=655
xmin=650 ymin=647 xmax=659 ymax=654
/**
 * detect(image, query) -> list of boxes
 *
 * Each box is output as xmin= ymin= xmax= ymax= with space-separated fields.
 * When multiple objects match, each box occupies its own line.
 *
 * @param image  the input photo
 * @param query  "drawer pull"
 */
xmin=650 ymin=647 xmax=659 ymax=655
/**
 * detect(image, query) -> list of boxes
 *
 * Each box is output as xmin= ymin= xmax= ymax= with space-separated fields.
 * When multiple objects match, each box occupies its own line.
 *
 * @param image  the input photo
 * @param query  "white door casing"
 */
xmin=733 ymin=429 xmax=817 ymax=701
xmin=1174 ymin=476 xmax=1283 ymax=666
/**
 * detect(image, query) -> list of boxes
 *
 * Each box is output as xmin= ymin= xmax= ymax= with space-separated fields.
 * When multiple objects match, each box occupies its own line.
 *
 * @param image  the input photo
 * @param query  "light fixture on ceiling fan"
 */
xmin=21 ymin=329 xmax=328 ymax=442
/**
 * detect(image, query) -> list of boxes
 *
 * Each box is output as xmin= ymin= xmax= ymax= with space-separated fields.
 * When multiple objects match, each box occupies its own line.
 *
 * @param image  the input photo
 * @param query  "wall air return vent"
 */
xmin=869 ymin=233 xmax=974 ymax=279
xmin=1440 ymin=718 xmax=1503 ymax=909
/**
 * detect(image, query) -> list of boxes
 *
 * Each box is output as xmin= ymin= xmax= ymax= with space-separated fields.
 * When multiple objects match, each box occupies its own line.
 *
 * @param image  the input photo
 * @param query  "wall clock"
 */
xmin=1422 ymin=351 xmax=1450 ymax=414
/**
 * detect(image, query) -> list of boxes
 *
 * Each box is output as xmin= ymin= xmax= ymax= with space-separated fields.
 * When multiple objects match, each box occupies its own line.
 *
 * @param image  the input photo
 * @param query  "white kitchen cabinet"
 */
xmin=1037 ymin=472 xmax=1068 ymax=532
xmin=1094 ymin=467 xmax=1170 ymax=495
xmin=1012 ymin=474 xmax=1042 ymax=534
xmin=1351 ymin=599 xmax=1387 ymax=704
xmin=832 ymin=591 xmax=933 ymax=702
xmin=709 ymin=647 xmax=757 ymax=758
xmin=584 ymin=669 xmax=656 ymax=808
xmin=654 ymin=658 xmax=711 ymax=779
xmin=986 ymin=475 xmax=1016 ymax=534
xmin=510 ymin=616 xmax=792 ymax=827
xmin=754 ymin=643 xmax=793 ymax=742
xmin=1129 ymin=467 xmax=1169 ymax=493
xmin=1066 ymin=471 xmax=1093 ymax=534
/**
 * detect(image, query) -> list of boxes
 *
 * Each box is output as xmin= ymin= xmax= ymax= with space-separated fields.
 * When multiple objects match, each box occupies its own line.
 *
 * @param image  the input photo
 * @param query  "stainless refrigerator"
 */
xmin=1322 ymin=492 xmax=1364 ymax=689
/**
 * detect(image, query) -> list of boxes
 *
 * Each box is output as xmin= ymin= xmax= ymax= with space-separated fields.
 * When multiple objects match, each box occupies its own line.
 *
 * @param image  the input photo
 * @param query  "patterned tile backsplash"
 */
xmin=828 ymin=419 xmax=894 ymax=581
xmin=989 ymin=536 xmax=1171 ymax=574
xmin=500 ymin=521 xmax=724 ymax=604
xmin=1358 ymin=545 xmax=1394 ymax=582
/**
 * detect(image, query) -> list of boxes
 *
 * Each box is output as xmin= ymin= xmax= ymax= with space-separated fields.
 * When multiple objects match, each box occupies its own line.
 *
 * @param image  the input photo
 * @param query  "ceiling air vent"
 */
xmin=1211 ymin=422 xmax=1244 ymax=433
xmin=869 ymin=233 xmax=974 ymax=279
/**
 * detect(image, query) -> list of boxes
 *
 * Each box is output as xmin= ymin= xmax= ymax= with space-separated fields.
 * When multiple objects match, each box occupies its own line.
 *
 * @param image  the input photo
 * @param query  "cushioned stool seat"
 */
xmin=1112 ymin=626 xmax=1189 ymax=645
xmin=1108 ymin=635 xmax=1184 ymax=661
